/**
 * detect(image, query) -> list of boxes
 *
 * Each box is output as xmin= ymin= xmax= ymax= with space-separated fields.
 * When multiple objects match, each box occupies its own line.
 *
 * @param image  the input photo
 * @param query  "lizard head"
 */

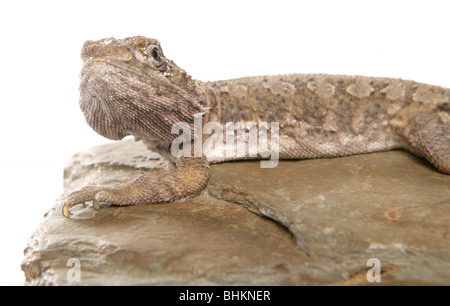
xmin=79 ymin=36 xmax=206 ymax=151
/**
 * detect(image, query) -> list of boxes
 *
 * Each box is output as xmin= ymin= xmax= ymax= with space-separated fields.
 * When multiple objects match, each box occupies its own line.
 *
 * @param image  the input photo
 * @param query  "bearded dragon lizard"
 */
xmin=62 ymin=36 xmax=449 ymax=217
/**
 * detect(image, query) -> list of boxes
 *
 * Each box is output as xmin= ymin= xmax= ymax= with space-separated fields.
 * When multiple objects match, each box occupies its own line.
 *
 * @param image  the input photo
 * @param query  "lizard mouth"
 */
xmin=82 ymin=56 xmax=137 ymax=78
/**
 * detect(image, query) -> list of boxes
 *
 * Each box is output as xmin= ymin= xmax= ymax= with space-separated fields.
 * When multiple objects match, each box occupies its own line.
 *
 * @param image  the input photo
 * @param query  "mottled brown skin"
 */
xmin=63 ymin=36 xmax=449 ymax=217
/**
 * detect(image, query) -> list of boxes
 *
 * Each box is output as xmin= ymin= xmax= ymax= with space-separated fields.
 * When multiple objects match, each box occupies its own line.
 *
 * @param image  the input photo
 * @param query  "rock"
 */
xmin=21 ymin=140 xmax=450 ymax=285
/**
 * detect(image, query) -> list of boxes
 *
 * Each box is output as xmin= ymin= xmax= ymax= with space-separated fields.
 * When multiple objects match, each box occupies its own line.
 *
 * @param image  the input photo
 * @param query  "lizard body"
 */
xmin=63 ymin=36 xmax=449 ymax=217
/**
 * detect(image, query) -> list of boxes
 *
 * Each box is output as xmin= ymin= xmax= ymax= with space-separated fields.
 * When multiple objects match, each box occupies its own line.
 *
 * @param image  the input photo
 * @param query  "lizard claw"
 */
xmin=62 ymin=186 xmax=104 ymax=218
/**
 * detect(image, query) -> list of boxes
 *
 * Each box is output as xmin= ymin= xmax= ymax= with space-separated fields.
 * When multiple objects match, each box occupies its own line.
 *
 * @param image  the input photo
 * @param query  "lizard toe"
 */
xmin=62 ymin=186 xmax=105 ymax=218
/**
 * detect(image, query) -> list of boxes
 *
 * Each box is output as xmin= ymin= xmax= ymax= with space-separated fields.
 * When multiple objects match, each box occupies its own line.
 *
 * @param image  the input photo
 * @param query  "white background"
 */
xmin=0 ymin=0 xmax=449 ymax=285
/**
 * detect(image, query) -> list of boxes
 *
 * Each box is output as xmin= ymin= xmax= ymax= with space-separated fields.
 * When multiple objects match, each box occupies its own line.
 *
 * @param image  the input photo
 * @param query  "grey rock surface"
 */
xmin=22 ymin=140 xmax=450 ymax=285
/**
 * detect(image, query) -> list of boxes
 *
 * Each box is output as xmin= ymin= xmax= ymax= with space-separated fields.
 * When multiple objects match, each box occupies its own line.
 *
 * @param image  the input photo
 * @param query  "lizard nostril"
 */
xmin=81 ymin=37 xmax=117 ymax=62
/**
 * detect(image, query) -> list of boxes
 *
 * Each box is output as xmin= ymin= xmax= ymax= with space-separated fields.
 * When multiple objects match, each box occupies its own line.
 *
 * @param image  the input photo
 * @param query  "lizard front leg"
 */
xmin=62 ymin=156 xmax=209 ymax=218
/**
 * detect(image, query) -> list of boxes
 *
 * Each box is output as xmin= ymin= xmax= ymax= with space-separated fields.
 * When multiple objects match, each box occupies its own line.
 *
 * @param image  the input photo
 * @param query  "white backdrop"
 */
xmin=0 ymin=0 xmax=449 ymax=285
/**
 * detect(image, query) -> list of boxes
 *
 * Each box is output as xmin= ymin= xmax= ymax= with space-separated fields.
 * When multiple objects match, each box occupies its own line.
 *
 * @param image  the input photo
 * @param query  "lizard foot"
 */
xmin=62 ymin=156 xmax=210 ymax=218
xmin=62 ymin=186 xmax=105 ymax=218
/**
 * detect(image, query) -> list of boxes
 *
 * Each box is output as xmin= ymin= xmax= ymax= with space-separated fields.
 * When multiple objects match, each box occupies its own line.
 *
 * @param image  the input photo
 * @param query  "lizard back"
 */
xmin=199 ymin=74 xmax=449 ymax=169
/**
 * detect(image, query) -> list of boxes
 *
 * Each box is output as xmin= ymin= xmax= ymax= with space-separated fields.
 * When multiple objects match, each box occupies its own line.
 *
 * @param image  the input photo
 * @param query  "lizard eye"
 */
xmin=146 ymin=45 xmax=166 ymax=71
xmin=151 ymin=47 xmax=160 ymax=60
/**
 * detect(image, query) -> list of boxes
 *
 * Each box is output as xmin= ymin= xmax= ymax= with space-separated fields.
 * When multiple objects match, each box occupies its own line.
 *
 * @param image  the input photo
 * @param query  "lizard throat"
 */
xmin=79 ymin=60 xmax=207 ymax=151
